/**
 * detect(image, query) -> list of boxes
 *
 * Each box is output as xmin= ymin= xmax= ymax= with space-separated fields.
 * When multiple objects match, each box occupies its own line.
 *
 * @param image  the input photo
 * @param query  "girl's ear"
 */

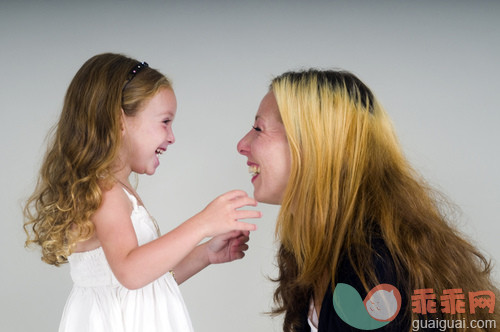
xmin=120 ymin=109 xmax=126 ymax=135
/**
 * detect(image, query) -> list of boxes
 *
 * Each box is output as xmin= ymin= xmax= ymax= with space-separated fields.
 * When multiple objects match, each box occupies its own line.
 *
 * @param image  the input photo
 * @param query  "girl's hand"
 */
xmin=197 ymin=190 xmax=260 ymax=238
xmin=206 ymin=230 xmax=250 ymax=264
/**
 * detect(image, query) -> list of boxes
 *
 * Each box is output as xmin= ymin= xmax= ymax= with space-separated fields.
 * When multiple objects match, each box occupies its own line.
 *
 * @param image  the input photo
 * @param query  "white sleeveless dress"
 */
xmin=59 ymin=189 xmax=194 ymax=332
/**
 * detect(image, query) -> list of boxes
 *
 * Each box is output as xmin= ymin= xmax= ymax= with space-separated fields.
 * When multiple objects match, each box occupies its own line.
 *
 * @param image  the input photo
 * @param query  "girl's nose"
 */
xmin=168 ymin=129 xmax=175 ymax=145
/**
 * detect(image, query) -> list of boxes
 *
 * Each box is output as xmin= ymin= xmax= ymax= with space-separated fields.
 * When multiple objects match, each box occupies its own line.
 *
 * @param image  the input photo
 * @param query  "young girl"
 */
xmin=23 ymin=53 xmax=261 ymax=332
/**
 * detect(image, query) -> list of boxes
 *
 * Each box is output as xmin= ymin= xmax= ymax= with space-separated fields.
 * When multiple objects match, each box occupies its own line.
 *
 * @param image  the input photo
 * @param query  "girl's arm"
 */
xmin=172 ymin=230 xmax=250 ymax=284
xmin=93 ymin=184 xmax=259 ymax=290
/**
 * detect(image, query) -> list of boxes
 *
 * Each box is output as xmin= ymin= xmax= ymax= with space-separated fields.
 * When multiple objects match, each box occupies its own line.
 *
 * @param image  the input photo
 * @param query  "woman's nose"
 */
xmin=237 ymin=131 xmax=251 ymax=156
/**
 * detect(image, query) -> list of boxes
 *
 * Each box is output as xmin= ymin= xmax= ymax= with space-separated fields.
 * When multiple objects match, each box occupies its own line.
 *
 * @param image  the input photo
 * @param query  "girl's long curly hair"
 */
xmin=270 ymin=69 xmax=499 ymax=331
xmin=23 ymin=53 xmax=171 ymax=266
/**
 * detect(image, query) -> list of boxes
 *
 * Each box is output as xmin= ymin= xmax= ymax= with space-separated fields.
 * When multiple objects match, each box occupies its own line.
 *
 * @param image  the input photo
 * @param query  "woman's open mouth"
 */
xmin=248 ymin=164 xmax=260 ymax=182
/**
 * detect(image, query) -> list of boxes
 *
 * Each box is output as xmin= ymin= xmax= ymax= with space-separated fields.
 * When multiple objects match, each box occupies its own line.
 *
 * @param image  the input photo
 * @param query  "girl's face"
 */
xmin=119 ymin=88 xmax=177 ymax=176
xmin=237 ymin=91 xmax=291 ymax=205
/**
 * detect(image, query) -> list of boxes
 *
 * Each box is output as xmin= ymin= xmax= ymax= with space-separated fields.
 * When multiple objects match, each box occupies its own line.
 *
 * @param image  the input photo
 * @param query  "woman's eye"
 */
xmin=252 ymin=126 xmax=262 ymax=132
xmin=163 ymin=120 xmax=171 ymax=125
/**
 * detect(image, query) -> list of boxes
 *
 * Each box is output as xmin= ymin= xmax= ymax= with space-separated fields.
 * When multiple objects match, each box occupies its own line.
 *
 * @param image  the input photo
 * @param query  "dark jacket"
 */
xmin=297 ymin=239 xmax=411 ymax=331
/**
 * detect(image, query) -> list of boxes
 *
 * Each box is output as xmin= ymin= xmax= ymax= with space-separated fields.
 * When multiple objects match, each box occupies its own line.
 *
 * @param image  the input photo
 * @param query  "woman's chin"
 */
xmin=254 ymin=191 xmax=282 ymax=205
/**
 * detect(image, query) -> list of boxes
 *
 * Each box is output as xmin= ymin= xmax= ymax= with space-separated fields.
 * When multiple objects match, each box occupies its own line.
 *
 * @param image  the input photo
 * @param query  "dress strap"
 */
xmin=119 ymin=186 xmax=161 ymax=236
xmin=121 ymin=187 xmax=140 ymax=211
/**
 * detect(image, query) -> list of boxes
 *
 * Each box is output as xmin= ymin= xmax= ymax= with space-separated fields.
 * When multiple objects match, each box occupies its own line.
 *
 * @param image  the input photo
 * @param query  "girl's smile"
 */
xmin=120 ymin=88 xmax=177 ymax=176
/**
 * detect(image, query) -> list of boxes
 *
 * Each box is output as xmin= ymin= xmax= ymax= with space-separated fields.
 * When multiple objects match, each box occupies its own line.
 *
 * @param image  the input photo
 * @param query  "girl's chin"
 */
xmin=143 ymin=166 xmax=158 ymax=176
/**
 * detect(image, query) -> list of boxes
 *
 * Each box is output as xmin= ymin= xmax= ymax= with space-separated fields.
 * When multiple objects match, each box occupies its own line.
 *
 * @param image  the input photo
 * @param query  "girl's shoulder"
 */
xmin=92 ymin=182 xmax=133 ymax=225
xmin=74 ymin=184 xmax=133 ymax=253
xmin=91 ymin=182 xmax=141 ymax=254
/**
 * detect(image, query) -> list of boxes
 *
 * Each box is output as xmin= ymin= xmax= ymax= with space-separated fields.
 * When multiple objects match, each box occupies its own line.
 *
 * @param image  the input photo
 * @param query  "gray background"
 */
xmin=1 ymin=1 xmax=499 ymax=331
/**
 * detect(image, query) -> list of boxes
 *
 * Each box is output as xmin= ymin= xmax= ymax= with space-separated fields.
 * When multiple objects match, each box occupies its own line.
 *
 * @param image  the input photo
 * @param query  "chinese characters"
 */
xmin=411 ymin=289 xmax=495 ymax=315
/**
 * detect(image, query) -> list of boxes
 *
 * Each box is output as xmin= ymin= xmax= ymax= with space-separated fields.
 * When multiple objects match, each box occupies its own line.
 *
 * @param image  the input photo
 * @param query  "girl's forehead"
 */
xmin=140 ymin=88 xmax=177 ymax=116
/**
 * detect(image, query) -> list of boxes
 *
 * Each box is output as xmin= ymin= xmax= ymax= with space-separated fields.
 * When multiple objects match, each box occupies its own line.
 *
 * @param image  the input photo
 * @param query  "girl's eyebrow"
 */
xmin=160 ymin=110 xmax=175 ymax=117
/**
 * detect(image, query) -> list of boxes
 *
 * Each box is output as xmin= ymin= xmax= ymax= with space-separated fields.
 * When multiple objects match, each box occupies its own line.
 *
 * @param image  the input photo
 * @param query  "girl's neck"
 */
xmin=109 ymin=158 xmax=132 ymax=185
xmin=112 ymin=174 xmax=161 ymax=236
xmin=113 ymin=176 xmax=144 ymax=207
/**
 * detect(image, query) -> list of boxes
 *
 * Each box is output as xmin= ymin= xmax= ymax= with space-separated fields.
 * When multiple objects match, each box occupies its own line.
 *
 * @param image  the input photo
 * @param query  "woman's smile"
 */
xmin=237 ymin=91 xmax=291 ymax=205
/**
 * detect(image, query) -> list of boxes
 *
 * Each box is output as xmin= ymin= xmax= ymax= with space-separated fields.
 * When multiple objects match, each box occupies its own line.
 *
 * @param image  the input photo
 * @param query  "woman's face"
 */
xmin=237 ymin=91 xmax=291 ymax=205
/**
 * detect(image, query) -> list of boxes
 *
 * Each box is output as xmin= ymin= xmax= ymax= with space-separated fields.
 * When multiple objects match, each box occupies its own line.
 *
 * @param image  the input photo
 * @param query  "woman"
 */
xmin=237 ymin=70 xmax=499 ymax=331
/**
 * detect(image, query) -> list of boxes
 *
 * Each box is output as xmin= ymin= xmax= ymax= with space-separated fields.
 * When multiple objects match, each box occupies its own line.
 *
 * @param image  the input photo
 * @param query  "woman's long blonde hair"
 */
xmin=271 ymin=70 xmax=499 ymax=331
xmin=23 ymin=53 xmax=171 ymax=266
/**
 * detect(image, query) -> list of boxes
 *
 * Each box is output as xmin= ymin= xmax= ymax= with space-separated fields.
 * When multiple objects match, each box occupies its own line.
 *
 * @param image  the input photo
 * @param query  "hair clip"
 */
xmin=123 ymin=61 xmax=149 ymax=91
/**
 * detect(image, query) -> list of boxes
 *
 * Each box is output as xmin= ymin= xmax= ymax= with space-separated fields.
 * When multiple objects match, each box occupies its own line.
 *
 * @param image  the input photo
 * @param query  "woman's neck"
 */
xmin=312 ymin=272 xmax=330 ymax=318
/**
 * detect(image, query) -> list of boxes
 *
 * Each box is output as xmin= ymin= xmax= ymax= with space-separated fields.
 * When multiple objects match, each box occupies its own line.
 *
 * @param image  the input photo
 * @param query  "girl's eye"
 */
xmin=252 ymin=126 xmax=262 ymax=132
xmin=163 ymin=120 xmax=171 ymax=125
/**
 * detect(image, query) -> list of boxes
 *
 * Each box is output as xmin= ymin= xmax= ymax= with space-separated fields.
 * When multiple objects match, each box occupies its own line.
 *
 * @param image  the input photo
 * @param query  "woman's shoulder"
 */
xmin=319 ymin=247 xmax=410 ymax=331
xmin=337 ymin=237 xmax=399 ymax=283
xmin=326 ymin=239 xmax=411 ymax=331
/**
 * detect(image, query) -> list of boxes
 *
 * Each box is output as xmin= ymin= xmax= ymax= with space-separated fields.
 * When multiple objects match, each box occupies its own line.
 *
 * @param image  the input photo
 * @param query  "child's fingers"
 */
xmin=222 ymin=189 xmax=249 ymax=201
xmin=235 ymin=221 xmax=257 ymax=231
xmin=236 ymin=233 xmax=250 ymax=244
xmin=217 ymin=231 xmax=250 ymax=246
xmin=233 ymin=251 xmax=246 ymax=260
xmin=235 ymin=209 xmax=262 ymax=221
xmin=231 ymin=195 xmax=258 ymax=208
xmin=231 ymin=235 xmax=250 ymax=249
xmin=216 ymin=230 xmax=240 ymax=241
xmin=215 ymin=190 xmax=258 ymax=209
xmin=232 ymin=242 xmax=249 ymax=252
